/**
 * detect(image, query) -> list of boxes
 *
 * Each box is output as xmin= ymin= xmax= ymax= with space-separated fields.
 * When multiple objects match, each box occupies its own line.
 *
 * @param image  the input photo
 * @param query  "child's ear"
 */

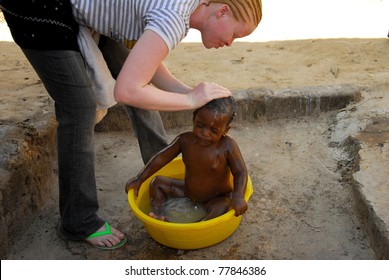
xmin=192 ymin=110 xmax=198 ymax=122
xmin=223 ymin=125 xmax=231 ymax=136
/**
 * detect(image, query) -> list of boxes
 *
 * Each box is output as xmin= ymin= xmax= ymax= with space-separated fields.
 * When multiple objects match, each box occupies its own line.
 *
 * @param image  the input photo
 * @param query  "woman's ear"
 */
xmin=216 ymin=4 xmax=230 ymax=19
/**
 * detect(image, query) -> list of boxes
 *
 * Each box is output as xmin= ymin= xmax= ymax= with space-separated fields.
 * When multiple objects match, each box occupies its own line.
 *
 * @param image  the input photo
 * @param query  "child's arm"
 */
xmin=125 ymin=135 xmax=182 ymax=196
xmin=226 ymin=137 xmax=249 ymax=216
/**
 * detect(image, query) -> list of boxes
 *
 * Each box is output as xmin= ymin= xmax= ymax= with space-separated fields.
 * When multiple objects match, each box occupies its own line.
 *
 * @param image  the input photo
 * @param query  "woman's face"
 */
xmin=200 ymin=8 xmax=255 ymax=49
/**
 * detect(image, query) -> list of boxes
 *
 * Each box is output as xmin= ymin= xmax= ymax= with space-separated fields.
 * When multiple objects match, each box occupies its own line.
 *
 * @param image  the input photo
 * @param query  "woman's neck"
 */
xmin=190 ymin=0 xmax=211 ymax=29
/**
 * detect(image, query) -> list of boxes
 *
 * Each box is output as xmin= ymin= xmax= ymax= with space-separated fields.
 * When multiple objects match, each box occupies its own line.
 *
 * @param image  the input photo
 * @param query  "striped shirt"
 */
xmin=70 ymin=0 xmax=198 ymax=50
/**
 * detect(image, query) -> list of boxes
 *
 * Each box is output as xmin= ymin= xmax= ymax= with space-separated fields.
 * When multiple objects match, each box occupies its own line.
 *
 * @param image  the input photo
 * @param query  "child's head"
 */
xmin=192 ymin=97 xmax=238 ymax=145
xmin=197 ymin=96 xmax=238 ymax=125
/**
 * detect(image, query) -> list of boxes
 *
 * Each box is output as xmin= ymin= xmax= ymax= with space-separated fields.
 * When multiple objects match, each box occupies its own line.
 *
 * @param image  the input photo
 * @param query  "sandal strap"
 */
xmin=87 ymin=222 xmax=111 ymax=239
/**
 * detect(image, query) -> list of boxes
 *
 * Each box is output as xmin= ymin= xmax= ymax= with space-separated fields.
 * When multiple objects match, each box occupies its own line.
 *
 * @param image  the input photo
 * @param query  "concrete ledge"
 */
xmin=95 ymin=84 xmax=362 ymax=131
xmin=351 ymin=118 xmax=389 ymax=259
xmin=353 ymin=176 xmax=389 ymax=259
xmin=265 ymin=85 xmax=362 ymax=120
xmin=332 ymin=85 xmax=389 ymax=259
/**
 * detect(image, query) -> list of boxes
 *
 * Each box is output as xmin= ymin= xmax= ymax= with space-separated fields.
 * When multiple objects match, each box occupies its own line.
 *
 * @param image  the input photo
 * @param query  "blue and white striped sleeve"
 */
xmin=144 ymin=9 xmax=187 ymax=51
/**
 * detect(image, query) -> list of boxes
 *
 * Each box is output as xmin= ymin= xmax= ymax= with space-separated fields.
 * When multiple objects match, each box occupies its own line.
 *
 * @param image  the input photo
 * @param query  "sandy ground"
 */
xmin=1 ymin=36 xmax=388 ymax=259
xmin=6 ymin=114 xmax=377 ymax=259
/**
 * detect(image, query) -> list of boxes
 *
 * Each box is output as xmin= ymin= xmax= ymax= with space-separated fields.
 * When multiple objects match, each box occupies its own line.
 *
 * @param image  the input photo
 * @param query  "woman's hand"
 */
xmin=186 ymin=82 xmax=232 ymax=109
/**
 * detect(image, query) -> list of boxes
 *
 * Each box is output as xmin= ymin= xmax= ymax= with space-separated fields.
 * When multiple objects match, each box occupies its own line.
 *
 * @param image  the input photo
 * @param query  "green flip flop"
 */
xmin=87 ymin=222 xmax=127 ymax=250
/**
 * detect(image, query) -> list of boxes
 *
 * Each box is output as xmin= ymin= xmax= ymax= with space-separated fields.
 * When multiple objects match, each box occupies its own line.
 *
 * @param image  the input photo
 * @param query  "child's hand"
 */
xmin=125 ymin=177 xmax=142 ymax=197
xmin=230 ymin=196 xmax=248 ymax=216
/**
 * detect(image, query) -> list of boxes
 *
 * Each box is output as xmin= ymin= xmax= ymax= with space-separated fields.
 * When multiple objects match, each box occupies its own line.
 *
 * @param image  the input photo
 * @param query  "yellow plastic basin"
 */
xmin=128 ymin=157 xmax=253 ymax=250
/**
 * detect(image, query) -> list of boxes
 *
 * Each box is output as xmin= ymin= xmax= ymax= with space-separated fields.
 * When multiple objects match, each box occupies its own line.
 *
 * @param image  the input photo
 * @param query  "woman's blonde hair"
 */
xmin=207 ymin=0 xmax=262 ymax=26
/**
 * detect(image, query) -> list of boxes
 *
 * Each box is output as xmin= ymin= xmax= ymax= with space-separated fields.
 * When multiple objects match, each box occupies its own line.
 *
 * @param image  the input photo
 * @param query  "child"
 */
xmin=126 ymin=96 xmax=248 ymax=221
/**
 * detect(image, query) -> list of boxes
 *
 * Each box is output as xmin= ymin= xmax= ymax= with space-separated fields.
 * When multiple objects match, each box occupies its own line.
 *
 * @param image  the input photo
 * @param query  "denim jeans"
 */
xmin=98 ymin=36 xmax=169 ymax=164
xmin=21 ymin=38 xmax=168 ymax=239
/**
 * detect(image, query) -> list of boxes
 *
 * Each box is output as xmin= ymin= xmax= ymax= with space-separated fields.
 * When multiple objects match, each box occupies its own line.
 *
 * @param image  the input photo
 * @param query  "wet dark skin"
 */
xmin=126 ymin=107 xmax=248 ymax=221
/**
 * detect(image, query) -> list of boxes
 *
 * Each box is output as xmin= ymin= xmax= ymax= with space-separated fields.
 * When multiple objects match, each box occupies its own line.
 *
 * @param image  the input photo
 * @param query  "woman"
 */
xmin=0 ymin=0 xmax=262 ymax=250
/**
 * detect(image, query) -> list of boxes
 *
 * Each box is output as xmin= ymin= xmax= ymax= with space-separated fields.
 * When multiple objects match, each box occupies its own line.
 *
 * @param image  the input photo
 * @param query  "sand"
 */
xmin=1 ymin=35 xmax=389 ymax=259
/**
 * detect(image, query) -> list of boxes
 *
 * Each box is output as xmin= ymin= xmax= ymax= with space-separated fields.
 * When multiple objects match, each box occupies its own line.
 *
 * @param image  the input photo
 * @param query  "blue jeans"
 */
xmin=22 ymin=38 xmax=168 ymax=239
xmin=98 ymin=36 xmax=169 ymax=164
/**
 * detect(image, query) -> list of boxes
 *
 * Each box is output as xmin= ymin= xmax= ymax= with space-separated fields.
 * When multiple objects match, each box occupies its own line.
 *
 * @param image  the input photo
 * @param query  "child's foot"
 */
xmin=149 ymin=212 xmax=169 ymax=221
xmin=86 ymin=222 xmax=127 ymax=249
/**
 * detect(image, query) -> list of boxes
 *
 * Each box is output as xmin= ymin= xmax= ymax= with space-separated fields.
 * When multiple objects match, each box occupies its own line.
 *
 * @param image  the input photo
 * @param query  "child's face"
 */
xmin=193 ymin=108 xmax=231 ymax=146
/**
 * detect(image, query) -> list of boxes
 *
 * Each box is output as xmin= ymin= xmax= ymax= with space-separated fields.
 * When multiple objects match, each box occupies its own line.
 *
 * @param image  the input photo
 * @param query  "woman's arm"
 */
xmin=114 ymin=30 xmax=231 ymax=111
xmin=151 ymin=62 xmax=192 ymax=94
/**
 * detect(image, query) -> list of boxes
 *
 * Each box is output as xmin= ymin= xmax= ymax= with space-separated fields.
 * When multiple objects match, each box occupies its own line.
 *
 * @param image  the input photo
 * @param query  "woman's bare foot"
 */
xmin=149 ymin=212 xmax=169 ymax=221
xmin=86 ymin=222 xmax=127 ymax=249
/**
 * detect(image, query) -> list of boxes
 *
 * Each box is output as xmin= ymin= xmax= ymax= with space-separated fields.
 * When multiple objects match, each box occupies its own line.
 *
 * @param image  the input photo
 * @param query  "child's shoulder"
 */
xmin=178 ymin=131 xmax=194 ymax=137
xmin=222 ymin=134 xmax=236 ymax=143
xmin=221 ymin=135 xmax=240 ymax=148
xmin=177 ymin=131 xmax=195 ymax=141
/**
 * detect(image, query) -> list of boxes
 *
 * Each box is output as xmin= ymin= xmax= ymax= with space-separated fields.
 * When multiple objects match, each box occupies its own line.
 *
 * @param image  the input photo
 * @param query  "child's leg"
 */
xmin=201 ymin=196 xmax=231 ymax=221
xmin=149 ymin=176 xmax=185 ymax=220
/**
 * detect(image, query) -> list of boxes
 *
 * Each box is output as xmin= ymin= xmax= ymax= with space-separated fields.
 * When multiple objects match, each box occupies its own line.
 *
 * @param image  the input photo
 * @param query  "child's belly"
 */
xmin=185 ymin=174 xmax=233 ymax=203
